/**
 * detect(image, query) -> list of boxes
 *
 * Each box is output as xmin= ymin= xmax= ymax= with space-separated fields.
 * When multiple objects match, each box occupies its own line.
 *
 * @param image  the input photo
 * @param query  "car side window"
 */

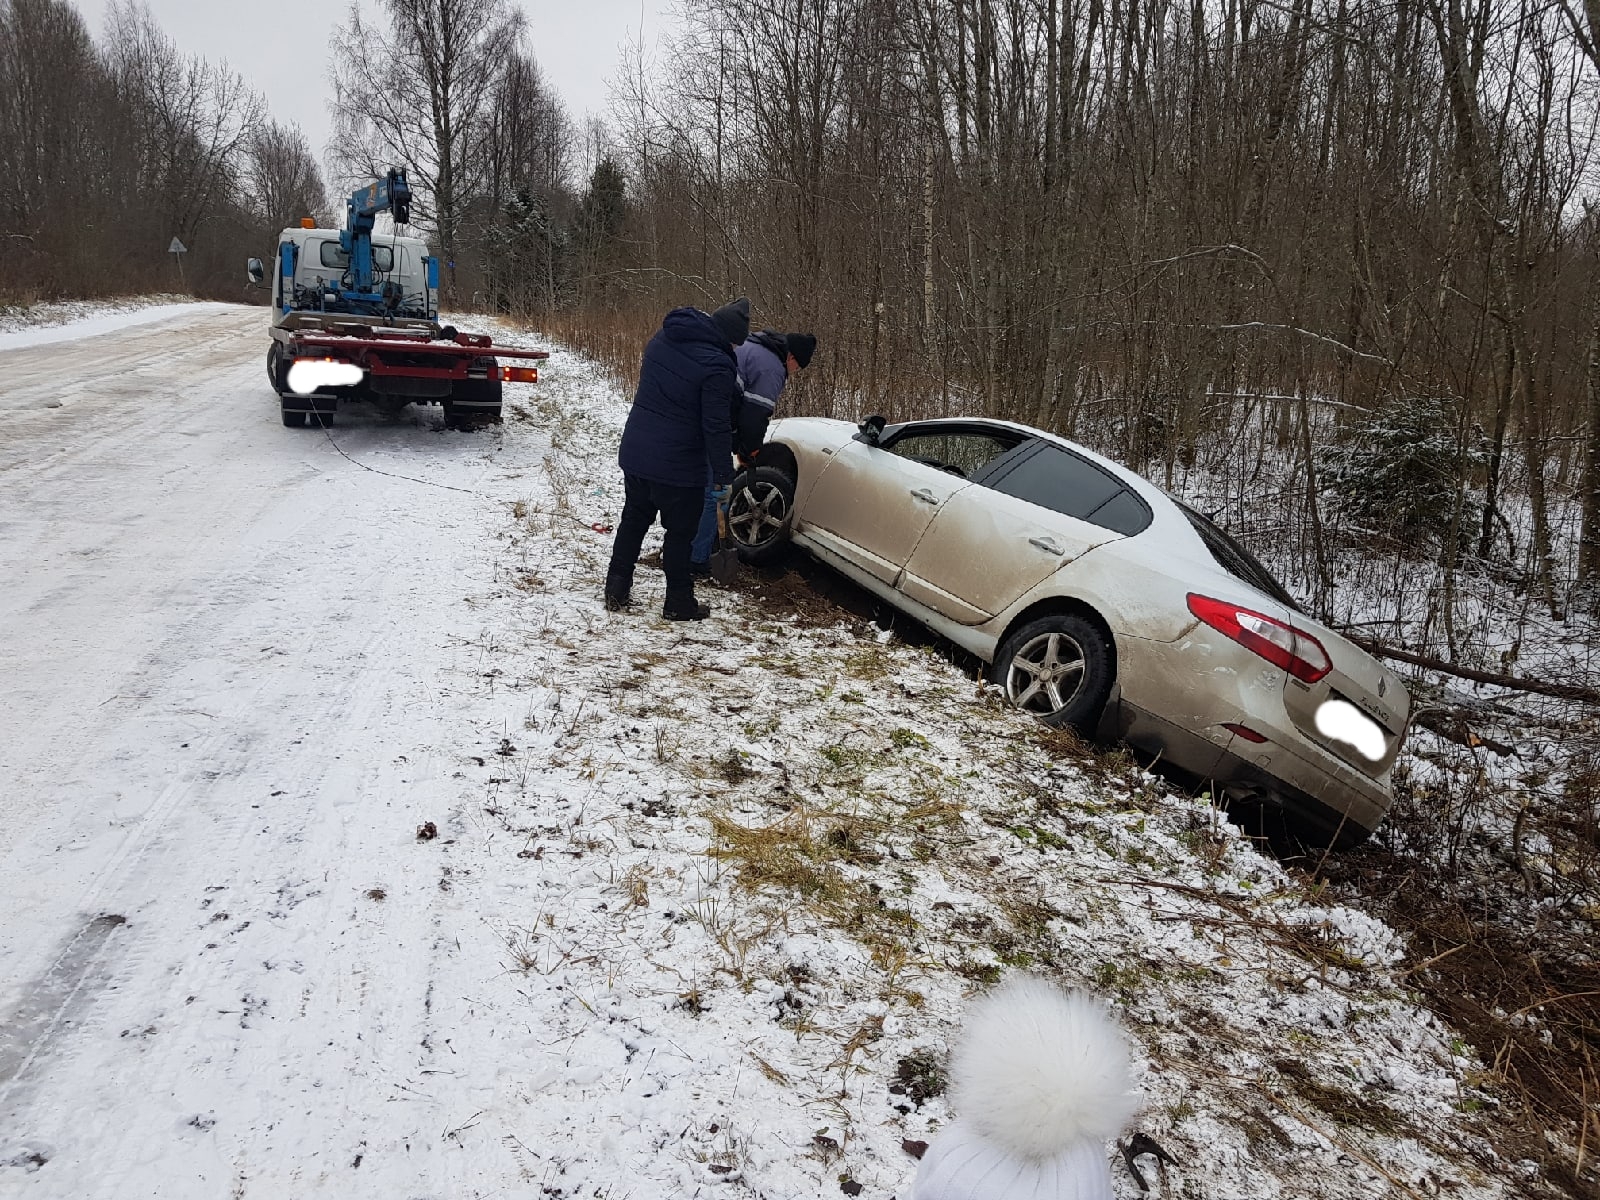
xmin=884 ymin=431 xmax=1017 ymax=479
xmin=988 ymin=444 xmax=1150 ymax=533
xmin=1082 ymin=489 xmax=1151 ymax=535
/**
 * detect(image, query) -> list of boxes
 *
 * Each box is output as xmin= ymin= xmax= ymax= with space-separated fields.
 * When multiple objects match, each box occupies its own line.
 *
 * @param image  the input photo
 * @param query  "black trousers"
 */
xmin=606 ymin=473 xmax=704 ymax=602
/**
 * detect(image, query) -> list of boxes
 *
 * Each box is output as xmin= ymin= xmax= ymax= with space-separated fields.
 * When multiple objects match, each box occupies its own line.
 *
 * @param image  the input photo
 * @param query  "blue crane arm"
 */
xmin=339 ymin=168 xmax=413 ymax=293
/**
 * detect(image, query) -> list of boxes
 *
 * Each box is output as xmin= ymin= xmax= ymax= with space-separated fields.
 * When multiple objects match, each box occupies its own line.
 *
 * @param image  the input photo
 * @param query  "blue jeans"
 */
xmin=691 ymin=482 xmax=719 ymax=565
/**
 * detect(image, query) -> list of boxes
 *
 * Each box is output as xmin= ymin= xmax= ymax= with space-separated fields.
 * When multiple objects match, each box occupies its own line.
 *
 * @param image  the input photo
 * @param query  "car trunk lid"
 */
xmin=1281 ymin=624 xmax=1411 ymax=776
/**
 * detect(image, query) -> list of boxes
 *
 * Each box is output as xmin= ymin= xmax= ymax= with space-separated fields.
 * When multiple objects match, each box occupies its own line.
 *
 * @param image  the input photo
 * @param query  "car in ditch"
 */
xmin=726 ymin=414 xmax=1412 ymax=849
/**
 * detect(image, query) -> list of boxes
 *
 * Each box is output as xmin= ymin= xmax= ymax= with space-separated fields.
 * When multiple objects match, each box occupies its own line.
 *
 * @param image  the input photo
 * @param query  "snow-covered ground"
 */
xmin=0 ymin=305 xmax=1569 ymax=1197
xmin=0 ymin=294 xmax=210 ymax=349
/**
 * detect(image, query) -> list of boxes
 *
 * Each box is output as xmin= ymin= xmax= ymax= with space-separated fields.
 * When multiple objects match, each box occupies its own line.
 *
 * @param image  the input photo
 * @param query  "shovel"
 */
xmin=710 ymin=495 xmax=741 ymax=584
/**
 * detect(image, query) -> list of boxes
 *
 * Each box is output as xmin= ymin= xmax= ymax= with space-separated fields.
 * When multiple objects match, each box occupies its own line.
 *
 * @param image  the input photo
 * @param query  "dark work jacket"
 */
xmin=733 ymin=333 xmax=788 ymax=456
xmin=618 ymin=307 xmax=738 ymax=488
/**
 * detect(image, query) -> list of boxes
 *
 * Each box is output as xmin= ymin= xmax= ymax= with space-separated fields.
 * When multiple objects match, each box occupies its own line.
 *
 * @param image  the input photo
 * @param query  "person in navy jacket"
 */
xmin=605 ymin=298 xmax=750 ymax=620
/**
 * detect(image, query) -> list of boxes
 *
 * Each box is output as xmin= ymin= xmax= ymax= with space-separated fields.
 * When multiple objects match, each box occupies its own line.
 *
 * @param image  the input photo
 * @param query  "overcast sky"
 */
xmin=75 ymin=0 xmax=673 ymax=178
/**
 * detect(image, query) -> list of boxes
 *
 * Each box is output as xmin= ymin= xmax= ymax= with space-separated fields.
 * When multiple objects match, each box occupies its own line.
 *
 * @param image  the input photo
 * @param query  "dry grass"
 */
xmin=1318 ymin=745 xmax=1600 ymax=1199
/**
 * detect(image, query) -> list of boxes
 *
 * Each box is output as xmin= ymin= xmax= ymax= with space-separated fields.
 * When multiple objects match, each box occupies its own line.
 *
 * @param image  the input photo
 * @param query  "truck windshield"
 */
xmin=318 ymin=242 xmax=395 ymax=272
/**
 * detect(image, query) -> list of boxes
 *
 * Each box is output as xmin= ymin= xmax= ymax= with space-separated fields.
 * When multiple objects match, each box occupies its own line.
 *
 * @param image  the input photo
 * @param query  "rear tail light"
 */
xmin=1187 ymin=593 xmax=1331 ymax=683
xmin=495 ymin=365 xmax=539 ymax=383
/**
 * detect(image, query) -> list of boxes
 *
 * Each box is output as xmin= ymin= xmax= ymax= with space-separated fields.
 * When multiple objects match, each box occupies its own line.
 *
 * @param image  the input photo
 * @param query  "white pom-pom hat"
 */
xmin=912 ymin=976 xmax=1140 ymax=1200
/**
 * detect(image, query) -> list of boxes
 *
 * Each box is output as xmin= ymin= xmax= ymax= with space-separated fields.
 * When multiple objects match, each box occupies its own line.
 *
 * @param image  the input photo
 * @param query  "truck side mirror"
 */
xmin=246 ymin=258 xmax=265 ymax=285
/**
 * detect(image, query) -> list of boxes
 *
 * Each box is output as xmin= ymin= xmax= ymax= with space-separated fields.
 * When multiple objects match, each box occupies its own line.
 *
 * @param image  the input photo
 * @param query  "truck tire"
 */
xmin=267 ymin=344 xmax=289 ymax=394
xmin=445 ymin=378 xmax=503 ymax=429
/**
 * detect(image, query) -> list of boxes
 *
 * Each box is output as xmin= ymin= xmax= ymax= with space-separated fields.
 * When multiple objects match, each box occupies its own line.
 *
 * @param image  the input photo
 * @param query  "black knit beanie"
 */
xmin=711 ymin=297 xmax=750 ymax=347
xmin=785 ymin=332 xmax=817 ymax=369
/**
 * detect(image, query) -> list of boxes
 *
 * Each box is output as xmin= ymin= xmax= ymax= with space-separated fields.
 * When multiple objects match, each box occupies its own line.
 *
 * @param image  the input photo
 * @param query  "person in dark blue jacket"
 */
xmin=604 ymin=298 xmax=750 ymax=620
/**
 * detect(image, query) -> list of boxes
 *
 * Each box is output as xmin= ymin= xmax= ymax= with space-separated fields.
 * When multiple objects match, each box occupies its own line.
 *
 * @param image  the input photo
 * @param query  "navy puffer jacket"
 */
xmin=617 ymin=307 xmax=738 ymax=488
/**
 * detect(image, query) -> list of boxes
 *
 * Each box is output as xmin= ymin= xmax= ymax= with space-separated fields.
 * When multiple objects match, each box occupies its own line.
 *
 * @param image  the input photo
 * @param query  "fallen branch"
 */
xmin=1410 ymin=709 xmax=1516 ymax=756
xmin=1343 ymin=636 xmax=1600 ymax=706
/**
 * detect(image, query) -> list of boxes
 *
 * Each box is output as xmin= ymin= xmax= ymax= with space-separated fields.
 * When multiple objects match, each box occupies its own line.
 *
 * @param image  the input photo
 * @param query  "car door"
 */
xmin=798 ymin=425 xmax=1018 ymax=586
xmin=898 ymin=442 xmax=1142 ymax=623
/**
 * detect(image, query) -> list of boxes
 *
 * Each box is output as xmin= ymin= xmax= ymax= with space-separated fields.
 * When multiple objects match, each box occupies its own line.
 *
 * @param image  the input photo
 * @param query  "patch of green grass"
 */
xmin=1008 ymin=823 xmax=1071 ymax=850
xmin=843 ymin=646 xmax=891 ymax=680
xmin=890 ymin=728 xmax=930 ymax=751
xmin=1092 ymin=960 xmax=1149 ymax=995
xmin=819 ymin=742 xmax=874 ymax=781
xmin=952 ymin=959 xmax=1003 ymax=985
xmin=742 ymin=715 xmax=781 ymax=739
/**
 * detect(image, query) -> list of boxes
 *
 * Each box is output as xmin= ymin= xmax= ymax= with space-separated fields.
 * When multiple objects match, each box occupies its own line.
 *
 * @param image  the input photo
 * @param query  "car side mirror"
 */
xmin=246 ymin=257 xmax=265 ymax=285
xmin=857 ymin=414 xmax=887 ymax=445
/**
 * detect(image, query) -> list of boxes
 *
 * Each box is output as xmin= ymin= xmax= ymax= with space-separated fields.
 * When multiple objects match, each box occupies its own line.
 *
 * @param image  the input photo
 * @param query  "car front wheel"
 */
xmin=994 ymin=613 xmax=1113 ymax=733
xmin=728 ymin=465 xmax=795 ymax=565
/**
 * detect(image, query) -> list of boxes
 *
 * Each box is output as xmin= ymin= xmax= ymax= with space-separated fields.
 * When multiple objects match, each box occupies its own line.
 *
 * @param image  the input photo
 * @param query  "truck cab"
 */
xmin=251 ymin=226 xmax=440 ymax=326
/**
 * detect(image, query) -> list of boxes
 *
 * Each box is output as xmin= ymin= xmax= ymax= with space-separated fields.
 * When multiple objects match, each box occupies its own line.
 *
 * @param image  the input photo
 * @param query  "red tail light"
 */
xmin=1186 ymin=593 xmax=1331 ymax=683
xmin=495 ymin=365 xmax=539 ymax=383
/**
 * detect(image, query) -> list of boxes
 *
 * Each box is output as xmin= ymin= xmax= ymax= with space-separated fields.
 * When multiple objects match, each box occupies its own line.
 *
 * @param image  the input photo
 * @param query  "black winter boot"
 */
xmin=663 ymin=591 xmax=709 ymax=621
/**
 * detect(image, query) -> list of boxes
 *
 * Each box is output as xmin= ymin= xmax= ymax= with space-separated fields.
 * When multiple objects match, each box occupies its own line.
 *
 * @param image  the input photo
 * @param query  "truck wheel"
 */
xmin=309 ymin=410 xmax=335 ymax=428
xmin=446 ymin=378 xmax=503 ymax=429
xmin=267 ymin=344 xmax=288 ymax=394
xmin=280 ymin=403 xmax=306 ymax=428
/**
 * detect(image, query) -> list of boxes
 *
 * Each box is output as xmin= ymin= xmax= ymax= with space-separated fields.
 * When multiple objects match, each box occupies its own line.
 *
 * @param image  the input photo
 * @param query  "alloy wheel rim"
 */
xmin=1006 ymin=631 xmax=1087 ymax=714
xmin=729 ymin=482 xmax=788 ymax=547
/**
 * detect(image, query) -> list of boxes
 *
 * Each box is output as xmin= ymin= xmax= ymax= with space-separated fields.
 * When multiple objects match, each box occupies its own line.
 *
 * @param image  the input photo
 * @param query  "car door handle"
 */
xmin=1029 ymin=536 xmax=1066 ymax=555
xmin=909 ymin=488 xmax=940 ymax=505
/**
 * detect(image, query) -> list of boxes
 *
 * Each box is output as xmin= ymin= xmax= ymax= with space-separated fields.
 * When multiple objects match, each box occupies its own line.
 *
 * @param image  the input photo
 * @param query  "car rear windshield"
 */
xmin=1177 ymin=502 xmax=1302 ymax=611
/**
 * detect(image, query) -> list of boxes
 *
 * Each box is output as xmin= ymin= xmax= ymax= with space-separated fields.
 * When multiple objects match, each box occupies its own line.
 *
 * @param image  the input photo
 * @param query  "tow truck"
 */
xmin=247 ymin=168 xmax=546 ymax=429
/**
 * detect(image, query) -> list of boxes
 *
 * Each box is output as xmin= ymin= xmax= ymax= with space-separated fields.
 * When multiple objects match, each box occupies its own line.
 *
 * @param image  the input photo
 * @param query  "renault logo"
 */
xmin=1378 ymin=678 xmax=1387 ymax=698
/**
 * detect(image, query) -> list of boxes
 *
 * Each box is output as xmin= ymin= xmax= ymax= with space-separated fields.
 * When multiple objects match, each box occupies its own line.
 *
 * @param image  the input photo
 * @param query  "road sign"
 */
xmin=169 ymin=237 xmax=188 ymax=291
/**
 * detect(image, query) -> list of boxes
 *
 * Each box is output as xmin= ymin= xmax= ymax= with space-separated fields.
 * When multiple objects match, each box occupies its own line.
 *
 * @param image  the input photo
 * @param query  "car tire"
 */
xmin=993 ymin=613 xmax=1114 ymax=733
xmin=728 ymin=465 xmax=795 ymax=565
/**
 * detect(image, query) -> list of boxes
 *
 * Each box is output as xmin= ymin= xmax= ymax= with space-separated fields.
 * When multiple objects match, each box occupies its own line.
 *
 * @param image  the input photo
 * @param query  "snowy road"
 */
xmin=0 ymin=305 xmax=536 ymax=1195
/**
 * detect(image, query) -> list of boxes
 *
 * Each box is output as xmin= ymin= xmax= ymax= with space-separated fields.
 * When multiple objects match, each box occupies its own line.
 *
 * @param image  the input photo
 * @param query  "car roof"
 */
xmin=880 ymin=416 xmax=1173 ymax=510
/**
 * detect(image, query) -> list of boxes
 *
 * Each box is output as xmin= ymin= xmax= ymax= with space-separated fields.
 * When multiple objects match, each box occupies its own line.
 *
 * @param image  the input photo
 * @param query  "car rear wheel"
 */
xmin=728 ymin=466 xmax=795 ymax=565
xmin=994 ymin=613 xmax=1114 ymax=733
